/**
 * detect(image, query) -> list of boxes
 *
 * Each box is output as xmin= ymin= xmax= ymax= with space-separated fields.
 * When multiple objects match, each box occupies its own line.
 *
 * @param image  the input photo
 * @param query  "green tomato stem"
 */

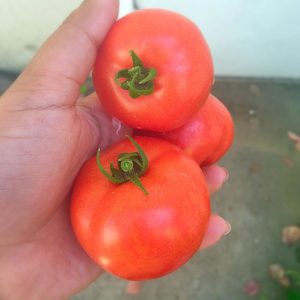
xmin=96 ymin=135 xmax=149 ymax=195
xmin=115 ymin=50 xmax=157 ymax=99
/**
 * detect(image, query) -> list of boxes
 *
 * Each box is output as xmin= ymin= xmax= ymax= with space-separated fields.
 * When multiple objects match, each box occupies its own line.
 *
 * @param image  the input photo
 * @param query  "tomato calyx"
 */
xmin=115 ymin=50 xmax=157 ymax=99
xmin=96 ymin=135 xmax=149 ymax=195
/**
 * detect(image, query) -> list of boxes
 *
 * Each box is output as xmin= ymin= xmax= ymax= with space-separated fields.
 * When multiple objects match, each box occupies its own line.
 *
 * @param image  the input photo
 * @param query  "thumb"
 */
xmin=4 ymin=0 xmax=119 ymax=108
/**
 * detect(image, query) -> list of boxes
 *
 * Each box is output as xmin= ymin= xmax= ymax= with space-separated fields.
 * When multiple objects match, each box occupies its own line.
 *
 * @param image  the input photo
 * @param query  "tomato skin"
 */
xmin=135 ymin=95 xmax=234 ymax=166
xmin=71 ymin=137 xmax=210 ymax=280
xmin=93 ymin=9 xmax=213 ymax=132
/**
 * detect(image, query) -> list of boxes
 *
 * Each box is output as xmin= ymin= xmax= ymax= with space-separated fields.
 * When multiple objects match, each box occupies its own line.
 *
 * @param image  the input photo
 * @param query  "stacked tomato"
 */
xmin=71 ymin=9 xmax=234 ymax=281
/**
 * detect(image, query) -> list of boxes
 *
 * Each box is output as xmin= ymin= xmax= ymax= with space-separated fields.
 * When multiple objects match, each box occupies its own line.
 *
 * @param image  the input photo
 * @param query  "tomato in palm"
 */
xmin=93 ymin=9 xmax=213 ymax=132
xmin=135 ymin=94 xmax=234 ymax=166
xmin=70 ymin=137 xmax=210 ymax=280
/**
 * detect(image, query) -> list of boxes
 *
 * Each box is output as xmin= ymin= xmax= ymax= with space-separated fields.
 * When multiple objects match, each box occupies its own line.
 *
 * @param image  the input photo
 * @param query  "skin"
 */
xmin=0 ymin=1 xmax=230 ymax=299
xmin=93 ymin=9 xmax=213 ymax=131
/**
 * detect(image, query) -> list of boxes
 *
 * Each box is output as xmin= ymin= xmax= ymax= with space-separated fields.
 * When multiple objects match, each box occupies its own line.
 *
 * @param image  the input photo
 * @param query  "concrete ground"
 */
xmin=1 ymin=75 xmax=299 ymax=299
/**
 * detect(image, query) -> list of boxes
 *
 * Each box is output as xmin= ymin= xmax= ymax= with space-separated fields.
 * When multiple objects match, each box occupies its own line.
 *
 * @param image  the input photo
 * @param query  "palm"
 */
xmin=0 ymin=99 xmax=127 ymax=299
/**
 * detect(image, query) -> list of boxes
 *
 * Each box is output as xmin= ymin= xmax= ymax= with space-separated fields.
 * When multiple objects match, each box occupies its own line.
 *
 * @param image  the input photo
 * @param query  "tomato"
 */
xmin=93 ymin=9 xmax=213 ymax=132
xmin=135 ymin=94 xmax=234 ymax=166
xmin=71 ymin=137 xmax=210 ymax=280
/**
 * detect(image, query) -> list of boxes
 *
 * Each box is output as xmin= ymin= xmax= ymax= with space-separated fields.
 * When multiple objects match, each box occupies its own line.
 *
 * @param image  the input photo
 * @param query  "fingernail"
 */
xmin=222 ymin=167 xmax=229 ymax=183
xmin=223 ymin=221 xmax=231 ymax=236
xmin=126 ymin=281 xmax=142 ymax=295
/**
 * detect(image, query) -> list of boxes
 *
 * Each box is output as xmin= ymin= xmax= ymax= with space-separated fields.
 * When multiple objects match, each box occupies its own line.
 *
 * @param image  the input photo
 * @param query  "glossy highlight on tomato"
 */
xmin=93 ymin=9 xmax=213 ymax=132
xmin=70 ymin=137 xmax=210 ymax=280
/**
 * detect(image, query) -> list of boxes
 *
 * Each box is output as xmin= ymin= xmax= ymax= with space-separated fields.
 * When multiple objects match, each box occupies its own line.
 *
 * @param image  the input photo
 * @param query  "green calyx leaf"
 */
xmin=96 ymin=135 xmax=149 ymax=195
xmin=115 ymin=50 xmax=157 ymax=99
xmin=286 ymin=270 xmax=300 ymax=286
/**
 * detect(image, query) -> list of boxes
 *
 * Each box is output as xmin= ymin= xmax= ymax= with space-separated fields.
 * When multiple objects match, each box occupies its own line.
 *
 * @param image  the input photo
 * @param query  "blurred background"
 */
xmin=1 ymin=0 xmax=300 ymax=77
xmin=0 ymin=1 xmax=299 ymax=299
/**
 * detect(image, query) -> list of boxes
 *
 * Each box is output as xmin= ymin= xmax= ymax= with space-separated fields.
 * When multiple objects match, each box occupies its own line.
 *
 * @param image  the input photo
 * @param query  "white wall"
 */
xmin=137 ymin=0 xmax=300 ymax=78
xmin=0 ymin=0 xmax=133 ymax=72
xmin=1 ymin=0 xmax=299 ymax=78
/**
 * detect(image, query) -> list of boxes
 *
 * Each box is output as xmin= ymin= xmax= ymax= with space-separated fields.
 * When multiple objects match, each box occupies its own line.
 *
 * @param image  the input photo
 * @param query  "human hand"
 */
xmin=0 ymin=0 xmax=230 ymax=299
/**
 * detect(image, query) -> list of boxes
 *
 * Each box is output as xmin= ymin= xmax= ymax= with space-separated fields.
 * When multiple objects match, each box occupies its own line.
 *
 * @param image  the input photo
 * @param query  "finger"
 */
xmin=78 ymin=93 xmax=132 ymax=153
xmin=126 ymin=281 xmax=142 ymax=295
xmin=199 ymin=215 xmax=231 ymax=249
xmin=5 ymin=0 xmax=119 ymax=107
xmin=202 ymin=165 xmax=229 ymax=194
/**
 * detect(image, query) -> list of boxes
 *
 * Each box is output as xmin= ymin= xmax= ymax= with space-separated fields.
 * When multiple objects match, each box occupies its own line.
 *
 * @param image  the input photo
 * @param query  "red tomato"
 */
xmin=71 ymin=137 xmax=210 ymax=280
xmin=93 ymin=9 xmax=213 ymax=132
xmin=135 ymin=94 xmax=234 ymax=166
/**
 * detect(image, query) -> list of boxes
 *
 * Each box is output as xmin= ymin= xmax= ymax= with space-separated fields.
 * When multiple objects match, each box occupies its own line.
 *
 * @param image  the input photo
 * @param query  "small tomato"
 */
xmin=71 ymin=137 xmax=210 ymax=280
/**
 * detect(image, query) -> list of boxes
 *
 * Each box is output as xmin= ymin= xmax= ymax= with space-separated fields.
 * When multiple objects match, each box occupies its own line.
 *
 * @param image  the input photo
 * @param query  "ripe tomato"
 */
xmin=71 ymin=137 xmax=210 ymax=280
xmin=93 ymin=9 xmax=213 ymax=132
xmin=135 ymin=94 xmax=234 ymax=166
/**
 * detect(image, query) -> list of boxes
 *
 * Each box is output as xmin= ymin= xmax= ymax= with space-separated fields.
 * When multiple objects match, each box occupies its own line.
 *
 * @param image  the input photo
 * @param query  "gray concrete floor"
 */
xmin=1 ymin=74 xmax=299 ymax=299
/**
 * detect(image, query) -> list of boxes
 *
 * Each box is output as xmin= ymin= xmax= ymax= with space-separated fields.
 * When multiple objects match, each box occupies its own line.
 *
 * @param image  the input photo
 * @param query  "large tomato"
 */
xmin=71 ymin=137 xmax=210 ymax=280
xmin=93 ymin=9 xmax=213 ymax=132
xmin=135 ymin=94 xmax=234 ymax=166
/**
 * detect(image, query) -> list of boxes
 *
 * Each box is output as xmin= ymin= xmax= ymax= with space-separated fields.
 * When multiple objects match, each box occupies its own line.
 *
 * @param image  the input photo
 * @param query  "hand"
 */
xmin=0 ymin=0 xmax=230 ymax=299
